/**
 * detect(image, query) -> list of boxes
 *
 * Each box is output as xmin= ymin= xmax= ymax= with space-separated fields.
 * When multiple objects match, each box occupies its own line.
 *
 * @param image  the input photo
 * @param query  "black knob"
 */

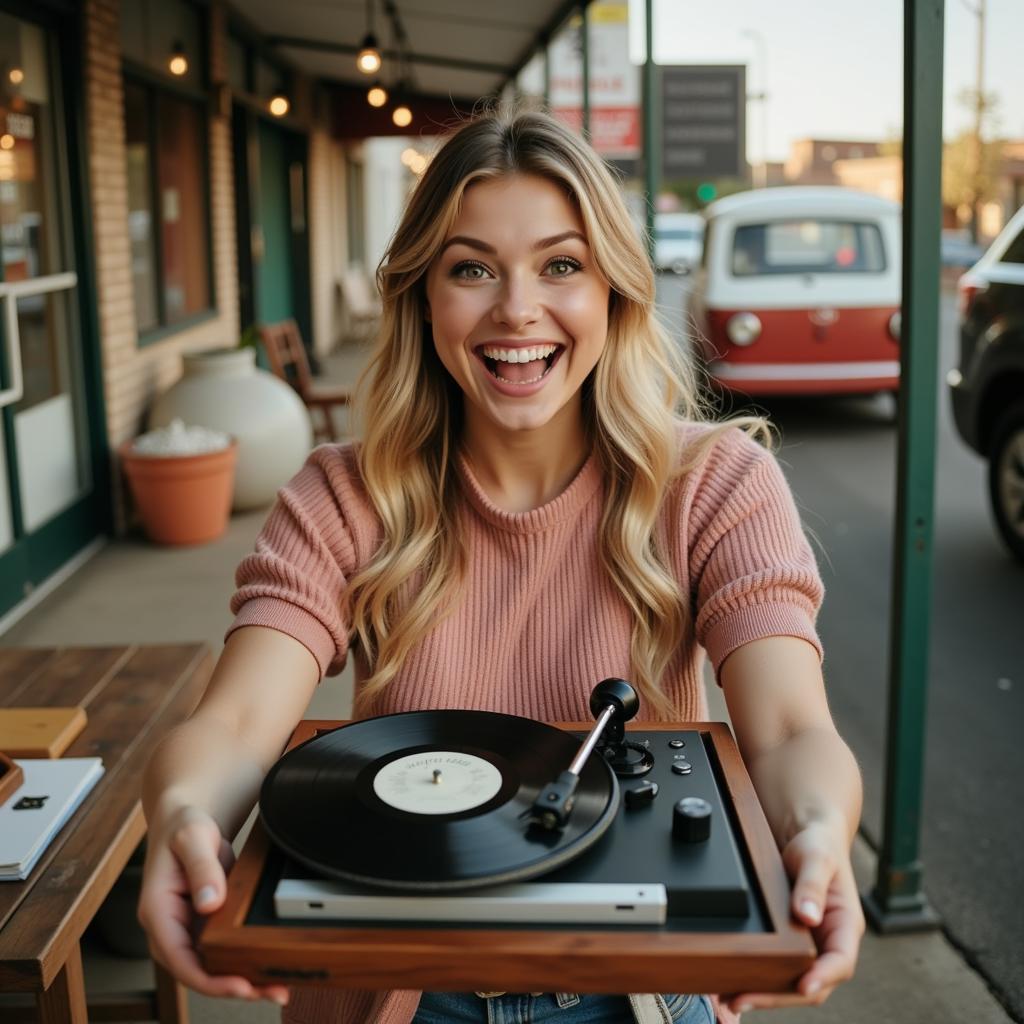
xmin=672 ymin=797 xmax=712 ymax=843
xmin=589 ymin=678 xmax=639 ymax=722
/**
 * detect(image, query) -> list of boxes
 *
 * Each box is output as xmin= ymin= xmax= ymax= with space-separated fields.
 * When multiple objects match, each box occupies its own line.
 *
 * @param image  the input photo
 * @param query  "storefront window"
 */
xmin=124 ymin=80 xmax=159 ymax=333
xmin=124 ymin=78 xmax=211 ymax=335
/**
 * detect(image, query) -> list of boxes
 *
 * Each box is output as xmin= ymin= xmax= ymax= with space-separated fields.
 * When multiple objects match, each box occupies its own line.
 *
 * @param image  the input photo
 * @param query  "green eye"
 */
xmin=548 ymin=257 xmax=582 ymax=276
xmin=452 ymin=261 xmax=488 ymax=280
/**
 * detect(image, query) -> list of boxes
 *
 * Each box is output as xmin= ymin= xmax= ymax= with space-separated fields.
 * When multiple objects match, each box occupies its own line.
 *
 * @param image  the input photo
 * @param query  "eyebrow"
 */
xmin=439 ymin=230 xmax=588 ymax=256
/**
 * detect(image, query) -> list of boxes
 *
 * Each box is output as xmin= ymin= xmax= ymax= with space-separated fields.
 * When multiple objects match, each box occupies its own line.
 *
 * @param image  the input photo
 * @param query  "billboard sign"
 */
xmin=549 ymin=2 xmax=640 ymax=160
xmin=661 ymin=65 xmax=746 ymax=179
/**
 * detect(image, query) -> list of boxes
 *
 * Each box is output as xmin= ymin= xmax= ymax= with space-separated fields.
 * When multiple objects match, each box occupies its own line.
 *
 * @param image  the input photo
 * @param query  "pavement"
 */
xmin=0 ymin=340 xmax=1015 ymax=1024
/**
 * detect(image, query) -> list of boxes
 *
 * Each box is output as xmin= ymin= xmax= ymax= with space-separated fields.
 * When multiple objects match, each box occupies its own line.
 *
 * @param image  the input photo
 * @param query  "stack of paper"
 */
xmin=0 ymin=757 xmax=104 ymax=881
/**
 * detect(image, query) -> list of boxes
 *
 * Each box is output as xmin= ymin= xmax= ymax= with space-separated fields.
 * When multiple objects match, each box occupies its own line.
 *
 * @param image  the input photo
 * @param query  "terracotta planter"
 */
xmin=119 ymin=439 xmax=238 ymax=546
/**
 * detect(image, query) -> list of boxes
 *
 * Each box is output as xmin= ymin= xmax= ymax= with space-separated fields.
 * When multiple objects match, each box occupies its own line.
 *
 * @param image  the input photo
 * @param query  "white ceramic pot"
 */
xmin=149 ymin=347 xmax=313 ymax=511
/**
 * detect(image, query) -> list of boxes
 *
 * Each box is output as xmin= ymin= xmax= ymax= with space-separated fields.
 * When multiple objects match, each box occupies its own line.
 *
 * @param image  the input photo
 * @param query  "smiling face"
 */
xmin=424 ymin=173 xmax=611 ymax=449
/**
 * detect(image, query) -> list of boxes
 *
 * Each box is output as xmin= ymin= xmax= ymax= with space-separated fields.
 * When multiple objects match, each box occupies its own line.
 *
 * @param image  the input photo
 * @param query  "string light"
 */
xmin=392 ymin=103 xmax=412 ymax=128
xmin=357 ymin=39 xmax=381 ymax=74
xmin=168 ymin=41 xmax=188 ymax=76
xmin=268 ymin=93 xmax=290 ymax=117
xmin=401 ymin=147 xmax=428 ymax=175
xmin=357 ymin=0 xmax=381 ymax=74
xmin=8 ymin=68 xmax=24 ymax=86
xmin=367 ymin=81 xmax=388 ymax=107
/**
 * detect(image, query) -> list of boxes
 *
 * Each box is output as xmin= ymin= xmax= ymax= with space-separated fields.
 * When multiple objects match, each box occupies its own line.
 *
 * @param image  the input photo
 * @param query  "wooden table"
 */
xmin=0 ymin=645 xmax=212 ymax=1023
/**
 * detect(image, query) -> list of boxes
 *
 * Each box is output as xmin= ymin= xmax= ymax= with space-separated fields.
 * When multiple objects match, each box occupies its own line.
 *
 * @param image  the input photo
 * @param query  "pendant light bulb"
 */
xmin=392 ymin=103 xmax=412 ymax=128
xmin=168 ymin=41 xmax=188 ymax=77
xmin=268 ymin=93 xmax=290 ymax=117
xmin=367 ymin=81 xmax=388 ymax=107
xmin=357 ymin=35 xmax=382 ymax=75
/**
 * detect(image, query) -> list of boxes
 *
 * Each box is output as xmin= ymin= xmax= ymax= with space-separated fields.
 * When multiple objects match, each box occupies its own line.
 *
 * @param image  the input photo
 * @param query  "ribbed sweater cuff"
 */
xmin=703 ymin=602 xmax=823 ymax=680
xmin=225 ymin=597 xmax=336 ymax=678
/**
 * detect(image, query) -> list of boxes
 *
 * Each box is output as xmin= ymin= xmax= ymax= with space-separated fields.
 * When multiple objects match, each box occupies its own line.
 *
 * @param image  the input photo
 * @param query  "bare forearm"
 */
xmin=746 ymin=725 xmax=862 ymax=851
xmin=142 ymin=627 xmax=321 ymax=842
xmin=142 ymin=716 xmax=270 ymax=842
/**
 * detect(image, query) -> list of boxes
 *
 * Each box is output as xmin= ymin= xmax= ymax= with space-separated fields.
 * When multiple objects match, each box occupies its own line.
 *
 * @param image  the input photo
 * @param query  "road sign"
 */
xmin=661 ymin=65 xmax=746 ymax=180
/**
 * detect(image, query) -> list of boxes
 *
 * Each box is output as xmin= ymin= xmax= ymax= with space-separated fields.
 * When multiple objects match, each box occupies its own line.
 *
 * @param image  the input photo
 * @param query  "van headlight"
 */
xmin=726 ymin=312 xmax=762 ymax=346
xmin=888 ymin=312 xmax=901 ymax=341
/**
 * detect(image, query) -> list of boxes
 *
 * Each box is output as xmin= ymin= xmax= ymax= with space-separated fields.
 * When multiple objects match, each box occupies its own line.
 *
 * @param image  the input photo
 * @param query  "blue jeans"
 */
xmin=412 ymin=992 xmax=715 ymax=1023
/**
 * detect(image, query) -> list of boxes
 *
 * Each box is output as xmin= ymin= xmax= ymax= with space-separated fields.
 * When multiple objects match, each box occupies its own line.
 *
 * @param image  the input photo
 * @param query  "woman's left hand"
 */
xmin=723 ymin=820 xmax=865 ymax=1015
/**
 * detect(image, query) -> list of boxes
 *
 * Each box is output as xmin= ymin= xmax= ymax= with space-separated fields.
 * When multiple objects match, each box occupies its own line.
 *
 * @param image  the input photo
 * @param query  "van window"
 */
xmin=731 ymin=219 xmax=887 ymax=276
xmin=1000 ymin=225 xmax=1024 ymax=265
xmin=656 ymin=228 xmax=701 ymax=241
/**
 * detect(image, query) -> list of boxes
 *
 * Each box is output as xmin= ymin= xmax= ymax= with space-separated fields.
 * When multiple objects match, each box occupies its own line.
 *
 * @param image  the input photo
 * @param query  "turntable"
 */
xmin=200 ymin=680 xmax=815 ymax=994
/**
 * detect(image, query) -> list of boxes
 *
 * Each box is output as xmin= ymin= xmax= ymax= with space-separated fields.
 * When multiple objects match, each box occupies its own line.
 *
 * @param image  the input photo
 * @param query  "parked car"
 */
xmin=948 ymin=203 xmax=1024 ymax=562
xmin=654 ymin=212 xmax=704 ymax=275
xmin=940 ymin=229 xmax=986 ymax=269
xmin=687 ymin=187 xmax=902 ymax=396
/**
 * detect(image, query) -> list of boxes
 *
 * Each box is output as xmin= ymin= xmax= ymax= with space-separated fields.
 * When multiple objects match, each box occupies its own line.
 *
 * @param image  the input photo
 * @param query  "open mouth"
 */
xmin=477 ymin=343 xmax=564 ymax=385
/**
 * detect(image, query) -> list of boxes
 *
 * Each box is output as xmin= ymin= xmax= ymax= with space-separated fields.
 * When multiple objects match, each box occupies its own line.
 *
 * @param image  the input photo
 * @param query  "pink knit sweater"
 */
xmin=227 ymin=423 xmax=823 ymax=1024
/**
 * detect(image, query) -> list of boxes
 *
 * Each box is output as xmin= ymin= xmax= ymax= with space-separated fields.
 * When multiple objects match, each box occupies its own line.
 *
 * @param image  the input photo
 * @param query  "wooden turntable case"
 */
xmin=199 ymin=721 xmax=815 ymax=994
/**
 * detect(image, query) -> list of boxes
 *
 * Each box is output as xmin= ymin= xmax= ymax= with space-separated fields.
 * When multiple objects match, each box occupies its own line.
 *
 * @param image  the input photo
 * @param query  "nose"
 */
xmin=490 ymin=274 xmax=541 ymax=331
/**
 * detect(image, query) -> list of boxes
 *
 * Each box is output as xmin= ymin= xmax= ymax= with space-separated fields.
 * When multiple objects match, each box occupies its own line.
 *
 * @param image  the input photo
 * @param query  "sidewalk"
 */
xmin=0 ymin=342 xmax=1013 ymax=1024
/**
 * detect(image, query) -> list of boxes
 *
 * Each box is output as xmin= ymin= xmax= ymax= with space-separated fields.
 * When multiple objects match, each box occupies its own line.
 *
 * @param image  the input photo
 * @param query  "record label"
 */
xmin=372 ymin=751 xmax=503 ymax=814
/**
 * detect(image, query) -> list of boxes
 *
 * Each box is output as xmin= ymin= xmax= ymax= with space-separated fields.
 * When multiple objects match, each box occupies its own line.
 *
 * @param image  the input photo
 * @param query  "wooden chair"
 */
xmin=337 ymin=263 xmax=382 ymax=342
xmin=259 ymin=319 xmax=350 ymax=442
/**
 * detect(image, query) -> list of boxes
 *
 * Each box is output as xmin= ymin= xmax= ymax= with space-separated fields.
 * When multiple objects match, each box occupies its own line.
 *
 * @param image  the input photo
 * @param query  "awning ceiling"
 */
xmin=235 ymin=0 xmax=585 ymax=102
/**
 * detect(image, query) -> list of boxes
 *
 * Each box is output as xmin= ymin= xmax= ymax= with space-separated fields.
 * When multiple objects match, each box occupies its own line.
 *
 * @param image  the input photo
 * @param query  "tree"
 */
xmin=947 ymin=86 xmax=1003 ymax=241
xmin=942 ymin=123 xmax=1004 ymax=238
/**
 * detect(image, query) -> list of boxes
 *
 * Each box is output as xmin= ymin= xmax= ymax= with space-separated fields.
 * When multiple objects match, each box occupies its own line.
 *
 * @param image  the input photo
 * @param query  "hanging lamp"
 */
xmin=168 ymin=40 xmax=188 ymax=76
xmin=356 ymin=0 xmax=382 ymax=74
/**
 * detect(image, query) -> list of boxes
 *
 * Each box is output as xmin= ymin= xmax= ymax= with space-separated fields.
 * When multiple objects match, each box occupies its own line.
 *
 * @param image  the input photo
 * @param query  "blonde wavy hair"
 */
xmin=349 ymin=107 xmax=765 ymax=717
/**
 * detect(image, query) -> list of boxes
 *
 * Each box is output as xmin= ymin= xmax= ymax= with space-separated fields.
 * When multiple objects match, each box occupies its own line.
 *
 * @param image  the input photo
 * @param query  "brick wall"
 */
xmin=83 ymin=0 xmax=238 ymax=456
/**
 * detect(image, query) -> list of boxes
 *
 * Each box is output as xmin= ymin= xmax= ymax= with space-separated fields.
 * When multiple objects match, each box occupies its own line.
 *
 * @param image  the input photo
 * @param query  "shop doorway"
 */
xmin=233 ymin=106 xmax=311 ymax=355
xmin=0 ymin=8 xmax=106 ymax=622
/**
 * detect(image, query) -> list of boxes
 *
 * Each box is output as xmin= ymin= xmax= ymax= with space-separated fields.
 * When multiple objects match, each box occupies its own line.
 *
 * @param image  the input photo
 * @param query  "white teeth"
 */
xmin=481 ymin=344 xmax=558 ymax=363
xmin=494 ymin=370 xmax=546 ymax=384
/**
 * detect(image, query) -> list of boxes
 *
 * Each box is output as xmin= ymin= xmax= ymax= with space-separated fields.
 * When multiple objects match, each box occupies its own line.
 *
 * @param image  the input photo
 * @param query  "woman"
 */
xmin=138 ymin=108 xmax=864 ymax=1023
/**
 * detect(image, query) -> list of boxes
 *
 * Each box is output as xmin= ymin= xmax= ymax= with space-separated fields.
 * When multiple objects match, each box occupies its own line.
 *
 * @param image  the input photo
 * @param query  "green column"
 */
xmin=642 ymin=0 xmax=657 ymax=263
xmin=543 ymin=41 xmax=551 ymax=109
xmin=581 ymin=3 xmax=591 ymax=141
xmin=862 ymin=0 xmax=945 ymax=933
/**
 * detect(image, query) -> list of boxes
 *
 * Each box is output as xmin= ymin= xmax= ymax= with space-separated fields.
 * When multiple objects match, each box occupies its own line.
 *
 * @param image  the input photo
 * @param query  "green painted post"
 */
xmin=581 ymin=3 xmax=591 ymax=141
xmin=862 ymin=0 xmax=945 ymax=933
xmin=642 ymin=0 xmax=657 ymax=263
xmin=543 ymin=40 xmax=551 ymax=109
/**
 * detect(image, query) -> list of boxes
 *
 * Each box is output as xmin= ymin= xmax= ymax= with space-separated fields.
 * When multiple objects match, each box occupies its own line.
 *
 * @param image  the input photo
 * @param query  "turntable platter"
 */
xmin=259 ymin=710 xmax=619 ymax=891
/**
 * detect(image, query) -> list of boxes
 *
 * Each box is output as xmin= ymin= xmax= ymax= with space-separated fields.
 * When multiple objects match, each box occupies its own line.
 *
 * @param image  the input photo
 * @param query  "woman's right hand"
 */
xmin=138 ymin=806 xmax=289 ymax=1006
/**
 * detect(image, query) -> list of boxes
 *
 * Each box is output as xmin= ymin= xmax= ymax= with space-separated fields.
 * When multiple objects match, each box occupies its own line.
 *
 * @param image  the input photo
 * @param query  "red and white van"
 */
xmin=687 ymin=187 xmax=902 ymax=396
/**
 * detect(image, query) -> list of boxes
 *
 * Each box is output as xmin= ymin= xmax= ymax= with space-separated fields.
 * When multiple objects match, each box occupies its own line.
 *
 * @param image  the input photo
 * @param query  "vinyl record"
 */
xmin=259 ymin=710 xmax=619 ymax=891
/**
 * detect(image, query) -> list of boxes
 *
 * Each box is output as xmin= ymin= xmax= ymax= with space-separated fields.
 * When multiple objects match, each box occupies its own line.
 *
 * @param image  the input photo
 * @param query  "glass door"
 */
xmin=0 ymin=10 xmax=103 ymax=620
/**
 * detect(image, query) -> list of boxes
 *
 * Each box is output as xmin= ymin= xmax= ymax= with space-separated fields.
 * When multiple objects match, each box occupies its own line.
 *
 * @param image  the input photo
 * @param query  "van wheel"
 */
xmin=988 ymin=401 xmax=1024 ymax=563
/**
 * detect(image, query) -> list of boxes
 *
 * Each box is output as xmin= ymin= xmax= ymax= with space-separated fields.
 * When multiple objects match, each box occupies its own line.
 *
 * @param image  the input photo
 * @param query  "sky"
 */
xmin=626 ymin=0 xmax=1024 ymax=163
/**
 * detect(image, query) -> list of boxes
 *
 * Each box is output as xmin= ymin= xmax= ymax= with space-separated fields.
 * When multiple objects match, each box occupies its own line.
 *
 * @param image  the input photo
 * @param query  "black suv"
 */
xmin=948 ymin=204 xmax=1024 ymax=562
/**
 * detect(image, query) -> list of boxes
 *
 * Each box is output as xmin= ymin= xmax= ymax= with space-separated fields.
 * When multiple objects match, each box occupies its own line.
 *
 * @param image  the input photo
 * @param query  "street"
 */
xmin=657 ymin=273 xmax=1024 ymax=1020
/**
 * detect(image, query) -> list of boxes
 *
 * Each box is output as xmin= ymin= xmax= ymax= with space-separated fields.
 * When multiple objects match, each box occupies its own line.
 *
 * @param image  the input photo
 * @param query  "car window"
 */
xmin=731 ymin=219 xmax=887 ymax=276
xmin=999 ymin=225 xmax=1024 ymax=265
xmin=656 ymin=228 xmax=701 ymax=240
